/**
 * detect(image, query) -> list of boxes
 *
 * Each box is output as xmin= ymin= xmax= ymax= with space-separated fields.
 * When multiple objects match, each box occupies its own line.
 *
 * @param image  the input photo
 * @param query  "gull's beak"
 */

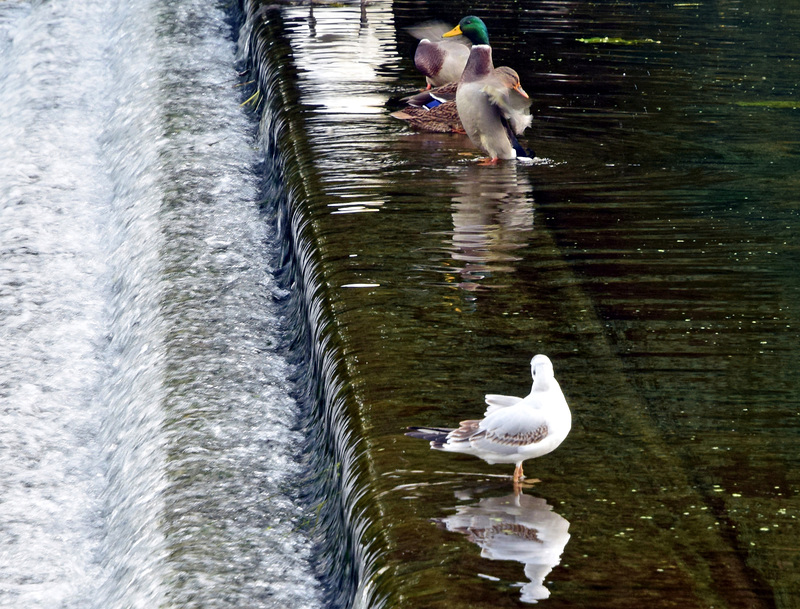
xmin=443 ymin=24 xmax=462 ymax=38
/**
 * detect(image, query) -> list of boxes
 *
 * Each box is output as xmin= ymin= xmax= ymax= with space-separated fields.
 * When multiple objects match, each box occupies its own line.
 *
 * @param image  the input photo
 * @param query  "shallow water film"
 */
xmin=242 ymin=0 xmax=800 ymax=607
xmin=1 ymin=0 xmax=799 ymax=607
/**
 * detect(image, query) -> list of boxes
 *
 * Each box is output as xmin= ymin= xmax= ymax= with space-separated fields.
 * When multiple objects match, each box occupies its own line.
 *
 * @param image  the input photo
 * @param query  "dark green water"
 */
xmin=245 ymin=0 xmax=800 ymax=606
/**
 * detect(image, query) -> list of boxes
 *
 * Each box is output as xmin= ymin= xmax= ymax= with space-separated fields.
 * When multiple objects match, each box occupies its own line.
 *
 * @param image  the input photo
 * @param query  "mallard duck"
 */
xmin=407 ymin=355 xmax=572 ymax=489
xmin=391 ymin=81 xmax=464 ymax=133
xmin=390 ymin=101 xmax=464 ymax=133
xmin=391 ymin=70 xmax=520 ymax=134
xmin=443 ymin=16 xmax=532 ymax=163
xmin=408 ymin=22 xmax=471 ymax=88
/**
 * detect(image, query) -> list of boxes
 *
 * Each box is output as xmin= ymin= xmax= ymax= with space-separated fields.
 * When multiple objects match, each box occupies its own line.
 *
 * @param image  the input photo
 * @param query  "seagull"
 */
xmin=406 ymin=355 xmax=571 ymax=488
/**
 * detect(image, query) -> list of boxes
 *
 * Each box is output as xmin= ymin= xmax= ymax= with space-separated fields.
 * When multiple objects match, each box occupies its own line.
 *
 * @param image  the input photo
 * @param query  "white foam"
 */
xmin=0 ymin=0 xmax=322 ymax=606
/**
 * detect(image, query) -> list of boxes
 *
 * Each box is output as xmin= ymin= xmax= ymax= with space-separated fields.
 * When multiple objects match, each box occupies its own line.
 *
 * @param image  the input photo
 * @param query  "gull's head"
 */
xmin=530 ymin=354 xmax=555 ymax=390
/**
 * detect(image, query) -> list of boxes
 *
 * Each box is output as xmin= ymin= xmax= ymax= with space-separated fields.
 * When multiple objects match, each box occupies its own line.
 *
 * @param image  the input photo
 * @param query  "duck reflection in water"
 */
xmin=449 ymin=162 xmax=534 ymax=291
xmin=437 ymin=489 xmax=570 ymax=604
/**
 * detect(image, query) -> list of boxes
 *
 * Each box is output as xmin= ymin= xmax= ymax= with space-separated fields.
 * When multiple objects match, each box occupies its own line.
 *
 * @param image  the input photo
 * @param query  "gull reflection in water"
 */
xmin=437 ymin=490 xmax=570 ymax=603
xmin=450 ymin=163 xmax=534 ymax=290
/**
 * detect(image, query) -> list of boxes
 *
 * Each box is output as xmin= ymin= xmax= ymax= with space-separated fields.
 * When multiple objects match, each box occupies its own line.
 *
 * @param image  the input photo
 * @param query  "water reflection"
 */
xmin=437 ymin=490 xmax=570 ymax=604
xmin=450 ymin=163 xmax=534 ymax=290
xmin=287 ymin=1 xmax=397 ymax=117
xmin=307 ymin=0 xmax=368 ymax=36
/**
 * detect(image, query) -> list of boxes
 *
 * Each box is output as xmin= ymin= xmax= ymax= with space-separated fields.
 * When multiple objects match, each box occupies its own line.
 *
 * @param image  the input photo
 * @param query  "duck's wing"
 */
xmin=484 ymin=394 xmax=524 ymax=416
xmin=410 ymin=23 xmax=470 ymax=86
xmin=430 ymin=81 xmax=459 ymax=102
xmin=413 ymin=38 xmax=470 ymax=85
xmin=484 ymin=79 xmax=533 ymax=156
xmin=401 ymin=82 xmax=458 ymax=108
xmin=407 ymin=21 xmax=462 ymax=43
xmin=413 ymin=39 xmax=445 ymax=81
xmin=481 ymin=72 xmax=533 ymax=135
xmin=501 ymin=118 xmax=530 ymax=158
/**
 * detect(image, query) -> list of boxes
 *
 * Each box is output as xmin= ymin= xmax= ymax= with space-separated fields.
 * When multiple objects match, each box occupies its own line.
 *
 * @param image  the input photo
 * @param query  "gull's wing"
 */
xmin=470 ymin=406 xmax=549 ymax=456
xmin=484 ymin=393 xmax=523 ymax=416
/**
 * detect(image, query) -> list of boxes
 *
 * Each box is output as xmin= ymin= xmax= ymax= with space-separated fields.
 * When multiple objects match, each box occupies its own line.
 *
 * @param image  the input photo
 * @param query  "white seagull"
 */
xmin=406 ymin=355 xmax=571 ymax=487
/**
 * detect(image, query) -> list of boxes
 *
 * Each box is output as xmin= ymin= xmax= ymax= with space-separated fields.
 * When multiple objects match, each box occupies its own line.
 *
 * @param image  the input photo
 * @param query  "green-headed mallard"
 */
xmin=444 ymin=16 xmax=532 ymax=163
xmin=408 ymin=22 xmax=471 ymax=88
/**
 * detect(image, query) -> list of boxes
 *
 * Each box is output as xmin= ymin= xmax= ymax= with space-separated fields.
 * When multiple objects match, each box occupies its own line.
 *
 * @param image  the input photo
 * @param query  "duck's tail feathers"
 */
xmin=390 ymin=109 xmax=413 ymax=121
xmin=501 ymin=117 xmax=535 ymax=158
xmin=406 ymin=426 xmax=453 ymax=448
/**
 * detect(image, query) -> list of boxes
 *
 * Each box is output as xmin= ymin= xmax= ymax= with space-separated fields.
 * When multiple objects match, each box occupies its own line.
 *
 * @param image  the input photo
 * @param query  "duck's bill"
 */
xmin=443 ymin=24 xmax=463 ymax=38
xmin=514 ymin=83 xmax=530 ymax=99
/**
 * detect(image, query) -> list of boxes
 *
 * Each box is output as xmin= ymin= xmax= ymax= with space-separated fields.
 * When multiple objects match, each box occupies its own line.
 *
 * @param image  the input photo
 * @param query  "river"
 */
xmin=1 ymin=0 xmax=798 ymax=607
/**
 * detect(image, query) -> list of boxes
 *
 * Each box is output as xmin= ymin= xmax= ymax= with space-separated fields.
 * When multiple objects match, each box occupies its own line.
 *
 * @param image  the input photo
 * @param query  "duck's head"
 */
xmin=494 ymin=66 xmax=530 ymax=99
xmin=443 ymin=16 xmax=490 ymax=46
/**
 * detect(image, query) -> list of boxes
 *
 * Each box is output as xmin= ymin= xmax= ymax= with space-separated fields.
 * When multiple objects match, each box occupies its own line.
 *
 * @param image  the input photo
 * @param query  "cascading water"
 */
xmin=1 ymin=0 xmax=324 ymax=607
xmin=5 ymin=0 xmax=800 ymax=606
xmin=237 ymin=6 xmax=387 ymax=607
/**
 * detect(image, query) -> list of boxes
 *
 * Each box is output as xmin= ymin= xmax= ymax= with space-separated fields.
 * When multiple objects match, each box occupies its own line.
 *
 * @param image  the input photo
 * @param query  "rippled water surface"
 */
xmin=247 ymin=0 xmax=800 ymax=607
xmin=2 ymin=0 xmax=799 ymax=606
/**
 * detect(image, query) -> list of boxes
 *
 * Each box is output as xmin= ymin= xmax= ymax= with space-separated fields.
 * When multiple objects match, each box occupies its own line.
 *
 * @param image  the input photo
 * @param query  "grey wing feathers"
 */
xmin=471 ymin=407 xmax=550 ymax=454
xmin=503 ymin=106 xmax=532 ymax=136
xmin=484 ymin=394 xmax=523 ymax=415
xmin=482 ymin=423 xmax=548 ymax=447
xmin=481 ymin=77 xmax=532 ymax=135
xmin=407 ymin=21 xmax=459 ymax=42
xmin=445 ymin=420 xmax=483 ymax=443
xmin=496 ymin=91 xmax=532 ymax=135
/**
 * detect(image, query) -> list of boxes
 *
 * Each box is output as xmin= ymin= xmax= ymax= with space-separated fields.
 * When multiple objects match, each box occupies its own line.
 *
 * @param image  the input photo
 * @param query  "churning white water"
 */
xmin=0 ymin=0 xmax=322 ymax=607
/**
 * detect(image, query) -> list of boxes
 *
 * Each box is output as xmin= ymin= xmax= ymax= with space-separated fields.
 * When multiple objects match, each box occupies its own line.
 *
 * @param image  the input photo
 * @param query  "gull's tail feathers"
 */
xmin=406 ymin=426 xmax=454 ymax=448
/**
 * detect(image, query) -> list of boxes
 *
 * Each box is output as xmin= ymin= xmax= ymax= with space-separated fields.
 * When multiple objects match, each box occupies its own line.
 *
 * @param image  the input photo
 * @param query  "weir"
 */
xmin=1 ymin=0 xmax=797 ymax=606
xmin=239 ymin=7 xmax=387 ymax=607
xmin=240 ymin=1 xmax=798 ymax=607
